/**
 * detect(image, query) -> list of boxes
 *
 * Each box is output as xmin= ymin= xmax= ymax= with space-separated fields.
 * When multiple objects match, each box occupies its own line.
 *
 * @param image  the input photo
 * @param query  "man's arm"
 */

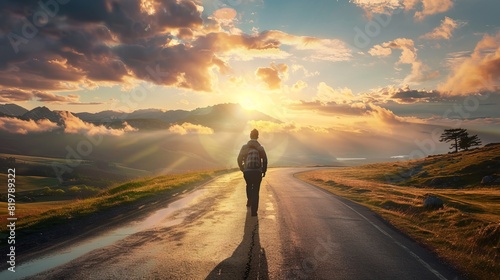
xmin=260 ymin=146 xmax=268 ymax=175
xmin=237 ymin=145 xmax=246 ymax=171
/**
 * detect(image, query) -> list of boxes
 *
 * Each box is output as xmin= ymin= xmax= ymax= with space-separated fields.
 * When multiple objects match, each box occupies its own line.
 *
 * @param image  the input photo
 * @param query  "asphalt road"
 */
xmin=10 ymin=168 xmax=461 ymax=279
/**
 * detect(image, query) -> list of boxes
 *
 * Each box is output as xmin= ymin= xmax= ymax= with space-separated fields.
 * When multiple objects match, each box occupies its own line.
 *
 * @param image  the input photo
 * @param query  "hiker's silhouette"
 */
xmin=237 ymin=129 xmax=268 ymax=216
xmin=205 ymin=211 xmax=269 ymax=279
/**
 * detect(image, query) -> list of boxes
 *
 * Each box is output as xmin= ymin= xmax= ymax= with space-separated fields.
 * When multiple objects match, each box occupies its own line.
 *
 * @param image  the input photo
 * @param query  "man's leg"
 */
xmin=250 ymin=171 xmax=262 ymax=216
xmin=244 ymin=172 xmax=251 ymax=207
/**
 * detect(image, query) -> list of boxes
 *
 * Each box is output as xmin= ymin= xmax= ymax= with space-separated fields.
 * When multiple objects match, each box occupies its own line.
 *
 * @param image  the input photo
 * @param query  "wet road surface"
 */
xmin=5 ymin=168 xmax=461 ymax=279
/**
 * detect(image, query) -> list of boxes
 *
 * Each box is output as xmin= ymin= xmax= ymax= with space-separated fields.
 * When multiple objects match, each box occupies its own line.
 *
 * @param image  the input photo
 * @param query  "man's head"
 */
xmin=250 ymin=129 xmax=259 ymax=139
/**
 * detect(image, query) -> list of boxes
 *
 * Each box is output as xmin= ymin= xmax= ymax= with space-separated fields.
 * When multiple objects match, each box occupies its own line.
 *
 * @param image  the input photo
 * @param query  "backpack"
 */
xmin=245 ymin=146 xmax=261 ymax=169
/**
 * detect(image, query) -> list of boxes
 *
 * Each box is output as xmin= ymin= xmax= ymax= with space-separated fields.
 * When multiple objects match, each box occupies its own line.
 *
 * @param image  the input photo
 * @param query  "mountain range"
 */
xmin=0 ymin=103 xmax=280 ymax=132
xmin=1 ymin=102 xmax=339 ymax=176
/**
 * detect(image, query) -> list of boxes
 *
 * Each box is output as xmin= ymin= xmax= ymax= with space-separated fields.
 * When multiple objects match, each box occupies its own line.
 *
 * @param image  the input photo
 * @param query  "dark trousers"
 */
xmin=244 ymin=170 xmax=262 ymax=215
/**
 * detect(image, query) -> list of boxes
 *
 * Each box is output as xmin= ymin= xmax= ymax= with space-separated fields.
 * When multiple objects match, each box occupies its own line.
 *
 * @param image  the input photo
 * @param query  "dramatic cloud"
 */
xmin=286 ymin=82 xmax=374 ymax=116
xmin=444 ymin=51 xmax=473 ymax=68
xmin=212 ymin=8 xmax=238 ymax=22
xmin=284 ymin=98 xmax=410 ymax=135
xmin=370 ymin=38 xmax=439 ymax=83
xmin=386 ymin=86 xmax=442 ymax=103
xmin=351 ymin=0 xmax=402 ymax=16
xmin=210 ymin=8 xmax=240 ymax=34
xmin=352 ymin=0 xmax=454 ymax=20
xmin=264 ymin=31 xmax=352 ymax=62
xmin=168 ymin=122 xmax=214 ymax=135
xmin=192 ymin=31 xmax=288 ymax=63
xmin=421 ymin=17 xmax=464 ymax=40
xmin=0 ymin=0 xmax=211 ymax=92
xmin=291 ymin=84 xmax=362 ymax=112
xmin=204 ymin=30 xmax=352 ymax=63
xmin=113 ymin=42 xmax=229 ymax=91
xmin=367 ymin=103 xmax=404 ymax=125
xmin=1 ymin=23 xmax=124 ymax=90
xmin=384 ymin=38 xmax=417 ymax=64
xmin=315 ymin=83 xmax=356 ymax=105
xmin=33 ymin=91 xmax=80 ymax=103
xmin=405 ymin=61 xmax=440 ymax=84
xmin=439 ymin=32 xmax=500 ymax=95
xmin=0 ymin=89 xmax=34 ymax=102
xmin=292 ymin=80 xmax=308 ymax=92
xmin=0 ymin=88 xmax=81 ymax=103
xmin=113 ymin=29 xmax=349 ymax=91
xmin=406 ymin=0 xmax=454 ymax=21
xmin=255 ymin=63 xmax=288 ymax=90
xmin=0 ymin=0 xmax=351 ymax=95
xmin=291 ymin=64 xmax=320 ymax=78
xmin=0 ymin=117 xmax=59 ymax=134
xmin=368 ymin=45 xmax=392 ymax=57
xmin=285 ymin=84 xmax=451 ymax=124
xmin=60 ymin=111 xmax=137 ymax=136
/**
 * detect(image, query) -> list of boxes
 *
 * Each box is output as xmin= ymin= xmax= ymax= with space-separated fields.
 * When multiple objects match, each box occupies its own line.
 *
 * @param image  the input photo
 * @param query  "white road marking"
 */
xmin=336 ymin=199 xmax=449 ymax=280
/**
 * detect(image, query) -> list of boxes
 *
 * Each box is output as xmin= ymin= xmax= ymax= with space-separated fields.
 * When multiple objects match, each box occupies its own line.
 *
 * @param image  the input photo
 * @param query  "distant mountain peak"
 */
xmin=0 ymin=103 xmax=29 ymax=117
xmin=26 ymin=106 xmax=52 ymax=115
xmin=21 ymin=106 xmax=63 ymax=124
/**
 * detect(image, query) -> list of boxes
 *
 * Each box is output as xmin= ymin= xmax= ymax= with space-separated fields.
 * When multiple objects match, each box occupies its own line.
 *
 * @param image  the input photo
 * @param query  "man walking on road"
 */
xmin=237 ymin=129 xmax=268 ymax=217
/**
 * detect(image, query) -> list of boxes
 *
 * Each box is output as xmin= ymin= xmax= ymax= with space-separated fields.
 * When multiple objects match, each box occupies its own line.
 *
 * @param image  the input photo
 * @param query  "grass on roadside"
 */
xmin=297 ymin=165 xmax=499 ymax=280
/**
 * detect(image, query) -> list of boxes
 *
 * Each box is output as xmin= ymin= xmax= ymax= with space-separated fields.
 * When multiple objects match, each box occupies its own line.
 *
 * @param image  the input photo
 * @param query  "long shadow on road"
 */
xmin=206 ymin=210 xmax=269 ymax=280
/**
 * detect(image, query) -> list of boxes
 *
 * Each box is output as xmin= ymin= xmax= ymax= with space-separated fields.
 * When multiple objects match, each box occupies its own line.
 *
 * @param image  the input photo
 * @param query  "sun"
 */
xmin=235 ymin=91 xmax=284 ymax=121
xmin=238 ymin=95 xmax=259 ymax=111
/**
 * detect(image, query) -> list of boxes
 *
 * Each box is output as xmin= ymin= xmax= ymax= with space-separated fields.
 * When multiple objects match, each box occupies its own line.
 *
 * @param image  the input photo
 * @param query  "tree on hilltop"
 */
xmin=439 ymin=128 xmax=481 ymax=152
xmin=440 ymin=128 xmax=467 ymax=153
xmin=459 ymin=133 xmax=482 ymax=151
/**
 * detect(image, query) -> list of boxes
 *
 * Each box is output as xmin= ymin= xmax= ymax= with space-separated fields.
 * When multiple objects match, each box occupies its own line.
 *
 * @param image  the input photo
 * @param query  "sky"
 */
xmin=0 ymin=0 xmax=499 ymax=159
